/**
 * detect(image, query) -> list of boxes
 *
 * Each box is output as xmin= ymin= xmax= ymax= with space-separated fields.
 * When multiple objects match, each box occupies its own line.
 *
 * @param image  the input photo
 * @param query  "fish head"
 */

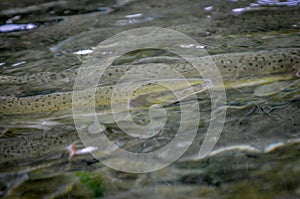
xmin=189 ymin=78 xmax=213 ymax=94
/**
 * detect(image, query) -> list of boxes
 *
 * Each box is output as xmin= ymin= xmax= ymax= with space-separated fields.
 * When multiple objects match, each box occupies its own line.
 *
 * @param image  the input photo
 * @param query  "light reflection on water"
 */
xmin=232 ymin=0 xmax=300 ymax=14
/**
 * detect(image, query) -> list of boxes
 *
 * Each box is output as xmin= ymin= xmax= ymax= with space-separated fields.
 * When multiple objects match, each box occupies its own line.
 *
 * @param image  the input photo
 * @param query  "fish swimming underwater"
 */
xmin=0 ymin=48 xmax=299 ymax=115
xmin=1 ymin=48 xmax=299 ymax=85
xmin=0 ymin=130 xmax=79 ymax=170
xmin=0 ymin=78 xmax=211 ymax=115
xmin=0 ymin=48 xmax=299 ymax=170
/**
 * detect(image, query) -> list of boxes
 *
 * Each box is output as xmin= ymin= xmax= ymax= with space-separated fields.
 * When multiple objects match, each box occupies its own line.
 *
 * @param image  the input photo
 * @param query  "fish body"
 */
xmin=0 ymin=79 xmax=210 ymax=115
xmin=1 ymin=48 xmax=299 ymax=85
xmin=0 ymin=131 xmax=78 ymax=169
xmin=0 ymin=48 xmax=299 ymax=115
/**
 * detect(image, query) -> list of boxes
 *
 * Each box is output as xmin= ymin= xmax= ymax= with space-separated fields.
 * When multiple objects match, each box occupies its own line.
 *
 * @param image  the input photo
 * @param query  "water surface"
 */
xmin=0 ymin=0 xmax=300 ymax=198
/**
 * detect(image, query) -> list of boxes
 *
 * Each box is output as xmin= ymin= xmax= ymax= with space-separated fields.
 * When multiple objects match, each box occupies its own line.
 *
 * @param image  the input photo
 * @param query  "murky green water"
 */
xmin=0 ymin=0 xmax=300 ymax=198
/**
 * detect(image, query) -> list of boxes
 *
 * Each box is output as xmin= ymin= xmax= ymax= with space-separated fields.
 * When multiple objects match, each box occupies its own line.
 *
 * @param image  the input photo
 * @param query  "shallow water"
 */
xmin=0 ymin=0 xmax=300 ymax=198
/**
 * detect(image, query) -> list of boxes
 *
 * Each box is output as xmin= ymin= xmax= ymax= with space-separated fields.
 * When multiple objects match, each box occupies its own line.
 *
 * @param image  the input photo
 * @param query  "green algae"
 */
xmin=75 ymin=171 xmax=105 ymax=198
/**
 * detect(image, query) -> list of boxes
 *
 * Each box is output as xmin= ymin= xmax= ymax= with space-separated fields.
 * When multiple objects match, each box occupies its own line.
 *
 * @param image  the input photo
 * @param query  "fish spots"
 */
xmin=291 ymin=51 xmax=297 ymax=55
xmin=50 ymin=74 xmax=57 ymax=80
xmin=180 ymin=64 xmax=187 ymax=70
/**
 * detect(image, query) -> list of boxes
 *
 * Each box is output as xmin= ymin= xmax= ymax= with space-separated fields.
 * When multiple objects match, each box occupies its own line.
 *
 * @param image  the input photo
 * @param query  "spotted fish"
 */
xmin=0 ymin=48 xmax=299 ymax=115
xmin=1 ymin=48 xmax=299 ymax=86
xmin=0 ymin=130 xmax=79 ymax=170
xmin=0 ymin=78 xmax=211 ymax=115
